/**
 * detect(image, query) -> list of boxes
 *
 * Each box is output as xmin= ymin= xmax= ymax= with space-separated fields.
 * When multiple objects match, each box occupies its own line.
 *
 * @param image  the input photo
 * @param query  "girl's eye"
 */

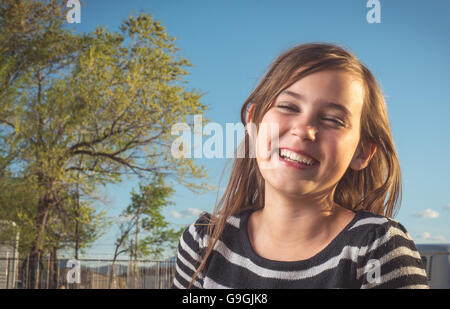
xmin=277 ymin=104 xmax=297 ymax=111
xmin=276 ymin=103 xmax=346 ymax=127
xmin=322 ymin=117 xmax=345 ymax=127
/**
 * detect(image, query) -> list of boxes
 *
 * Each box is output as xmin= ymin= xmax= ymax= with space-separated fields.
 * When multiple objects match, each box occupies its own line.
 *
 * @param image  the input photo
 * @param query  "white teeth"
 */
xmin=280 ymin=149 xmax=315 ymax=165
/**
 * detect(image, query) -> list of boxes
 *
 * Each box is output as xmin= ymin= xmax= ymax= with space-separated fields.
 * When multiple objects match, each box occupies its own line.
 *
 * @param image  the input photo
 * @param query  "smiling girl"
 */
xmin=173 ymin=43 xmax=429 ymax=289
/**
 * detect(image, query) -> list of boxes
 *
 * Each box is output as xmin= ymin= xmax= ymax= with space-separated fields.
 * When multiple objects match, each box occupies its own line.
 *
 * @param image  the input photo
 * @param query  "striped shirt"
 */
xmin=173 ymin=209 xmax=429 ymax=289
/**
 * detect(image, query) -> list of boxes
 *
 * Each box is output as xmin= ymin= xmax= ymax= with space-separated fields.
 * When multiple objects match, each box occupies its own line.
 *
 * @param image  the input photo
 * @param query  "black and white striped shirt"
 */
xmin=173 ymin=209 xmax=429 ymax=289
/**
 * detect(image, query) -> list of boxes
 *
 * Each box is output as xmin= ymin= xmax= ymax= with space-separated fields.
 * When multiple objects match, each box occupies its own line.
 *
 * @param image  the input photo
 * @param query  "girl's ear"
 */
xmin=246 ymin=104 xmax=256 ymax=139
xmin=349 ymin=142 xmax=377 ymax=171
xmin=246 ymin=104 xmax=254 ymax=124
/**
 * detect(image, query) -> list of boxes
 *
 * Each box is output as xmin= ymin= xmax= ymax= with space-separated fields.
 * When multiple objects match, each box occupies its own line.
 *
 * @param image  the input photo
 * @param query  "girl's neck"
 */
xmin=247 ymin=185 xmax=355 ymax=261
xmin=259 ymin=193 xmax=337 ymax=244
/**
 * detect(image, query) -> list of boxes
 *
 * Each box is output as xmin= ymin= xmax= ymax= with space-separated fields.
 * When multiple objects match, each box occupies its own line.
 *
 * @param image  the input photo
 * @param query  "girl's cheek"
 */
xmin=253 ymin=123 xmax=281 ymax=171
xmin=256 ymin=123 xmax=278 ymax=160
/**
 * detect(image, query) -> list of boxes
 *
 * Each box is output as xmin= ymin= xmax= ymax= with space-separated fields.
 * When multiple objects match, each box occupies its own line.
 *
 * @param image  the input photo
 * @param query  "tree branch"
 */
xmin=0 ymin=119 xmax=15 ymax=129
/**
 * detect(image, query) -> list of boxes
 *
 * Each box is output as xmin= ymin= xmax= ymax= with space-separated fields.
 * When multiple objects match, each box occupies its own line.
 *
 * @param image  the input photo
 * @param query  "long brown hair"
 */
xmin=189 ymin=42 xmax=402 ymax=287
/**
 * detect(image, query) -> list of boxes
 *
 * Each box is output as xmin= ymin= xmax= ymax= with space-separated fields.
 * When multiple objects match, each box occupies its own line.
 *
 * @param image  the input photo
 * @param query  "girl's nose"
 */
xmin=291 ymin=124 xmax=319 ymax=142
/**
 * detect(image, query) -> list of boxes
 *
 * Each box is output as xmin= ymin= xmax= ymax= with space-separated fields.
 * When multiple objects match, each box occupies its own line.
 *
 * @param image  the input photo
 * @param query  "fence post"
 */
xmin=5 ymin=252 xmax=10 ymax=289
xmin=157 ymin=261 xmax=160 ymax=289
xmin=143 ymin=262 xmax=145 ymax=289
xmin=46 ymin=255 xmax=50 ymax=289
xmin=56 ymin=260 xmax=59 ymax=288
xmin=97 ymin=260 xmax=100 ymax=289
xmin=25 ymin=254 xmax=29 ymax=289
xmin=35 ymin=251 xmax=41 ymax=289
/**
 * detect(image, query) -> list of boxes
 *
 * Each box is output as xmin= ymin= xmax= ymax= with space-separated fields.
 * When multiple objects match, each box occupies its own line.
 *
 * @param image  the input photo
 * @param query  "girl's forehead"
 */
xmin=276 ymin=70 xmax=365 ymax=112
xmin=285 ymin=70 xmax=363 ymax=93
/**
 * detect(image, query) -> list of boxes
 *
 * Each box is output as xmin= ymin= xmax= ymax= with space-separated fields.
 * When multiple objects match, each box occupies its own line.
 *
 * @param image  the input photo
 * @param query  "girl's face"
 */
xmin=254 ymin=69 xmax=366 ymax=199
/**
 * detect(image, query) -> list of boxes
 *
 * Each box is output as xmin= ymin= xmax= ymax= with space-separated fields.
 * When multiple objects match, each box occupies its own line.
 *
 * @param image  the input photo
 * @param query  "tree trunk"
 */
xmin=75 ymin=182 xmax=80 ymax=260
xmin=47 ymin=247 xmax=58 ymax=289
xmin=27 ymin=189 xmax=53 ymax=289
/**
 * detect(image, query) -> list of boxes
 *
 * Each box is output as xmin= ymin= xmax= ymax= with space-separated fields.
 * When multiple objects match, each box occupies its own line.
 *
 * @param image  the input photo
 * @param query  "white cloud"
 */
xmin=183 ymin=208 xmax=204 ymax=217
xmin=171 ymin=208 xmax=204 ymax=219
xmin=170 ymin=210 xmax=183 ymax=219
xmin=418 ymin=232 xmax=446 ymax=242
xmin=414 ymin=208 xmax=440 ymax=219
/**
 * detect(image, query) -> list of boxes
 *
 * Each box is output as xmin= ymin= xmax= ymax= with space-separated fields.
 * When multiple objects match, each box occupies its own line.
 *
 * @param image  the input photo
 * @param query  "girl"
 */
xmin=173 ymin=43 xmax=429 ymax=289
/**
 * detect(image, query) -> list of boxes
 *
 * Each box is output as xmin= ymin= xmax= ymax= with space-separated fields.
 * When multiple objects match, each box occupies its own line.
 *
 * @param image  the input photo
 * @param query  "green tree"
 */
xmin=0 ymin=0 xmax=210 ymax=288
xmin=0 ymin=169 xmax=108 ymax=288
xmin=0 ymin=172 xmax=38 ymax=253
xmin=110 ymin=175 xmax=183 ymax=288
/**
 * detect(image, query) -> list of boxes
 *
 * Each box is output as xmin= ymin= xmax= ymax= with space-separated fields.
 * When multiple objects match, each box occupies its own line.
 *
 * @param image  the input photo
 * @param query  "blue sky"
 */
xmin=65 ymin=0 xmax=450 ymax=258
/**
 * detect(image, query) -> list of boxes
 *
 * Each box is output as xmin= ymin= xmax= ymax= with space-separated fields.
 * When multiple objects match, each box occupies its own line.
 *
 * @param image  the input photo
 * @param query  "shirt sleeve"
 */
xmin=356 ymin=219 xmax=429 ymax=289
xmin=172 ymin=213 xmax=210 ymax=289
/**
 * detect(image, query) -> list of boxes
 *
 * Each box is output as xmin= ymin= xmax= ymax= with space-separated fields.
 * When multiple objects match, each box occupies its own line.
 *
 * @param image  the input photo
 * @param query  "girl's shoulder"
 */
xmin=351 ymin=210 xmax=428 ymax=288
xmin=349 ymin=210 xmax=416 ymax=249
xmin=182 ymin=212 xmax=212 ymax=248
xmin=350 ymin=210 xmax=409 ymax=234
xmin=183 ymin=210 xmax=246 ymax=245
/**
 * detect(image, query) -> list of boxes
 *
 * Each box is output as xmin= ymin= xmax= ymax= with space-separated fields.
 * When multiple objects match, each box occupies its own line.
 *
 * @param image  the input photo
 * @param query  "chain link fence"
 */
xmin=0 ymin=256 xmax=177 ymax=289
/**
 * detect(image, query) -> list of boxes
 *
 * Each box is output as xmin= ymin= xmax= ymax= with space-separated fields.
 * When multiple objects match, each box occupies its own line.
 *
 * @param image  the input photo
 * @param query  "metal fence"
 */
xmin=0 ymin=256 xmax=176 ymax=289
xmin=417 ymin=244 xmax=450 ymax=289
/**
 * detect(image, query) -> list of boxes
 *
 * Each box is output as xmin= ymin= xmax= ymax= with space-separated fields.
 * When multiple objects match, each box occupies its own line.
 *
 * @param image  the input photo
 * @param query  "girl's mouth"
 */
xmin=277 ymin=148 xmax=319 ymax=169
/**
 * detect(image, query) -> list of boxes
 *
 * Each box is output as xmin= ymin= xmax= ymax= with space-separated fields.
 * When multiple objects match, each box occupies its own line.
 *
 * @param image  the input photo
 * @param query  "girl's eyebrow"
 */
xmin=280 ymin=90 xmax=306 ymax=101
xmin=279 ymin=90 xmax=352 ymax=118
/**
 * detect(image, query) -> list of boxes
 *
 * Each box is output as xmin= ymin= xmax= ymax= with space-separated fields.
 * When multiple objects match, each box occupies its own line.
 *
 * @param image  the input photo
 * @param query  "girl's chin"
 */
xmin=267 ymin=180 xmax=315 ymax=196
